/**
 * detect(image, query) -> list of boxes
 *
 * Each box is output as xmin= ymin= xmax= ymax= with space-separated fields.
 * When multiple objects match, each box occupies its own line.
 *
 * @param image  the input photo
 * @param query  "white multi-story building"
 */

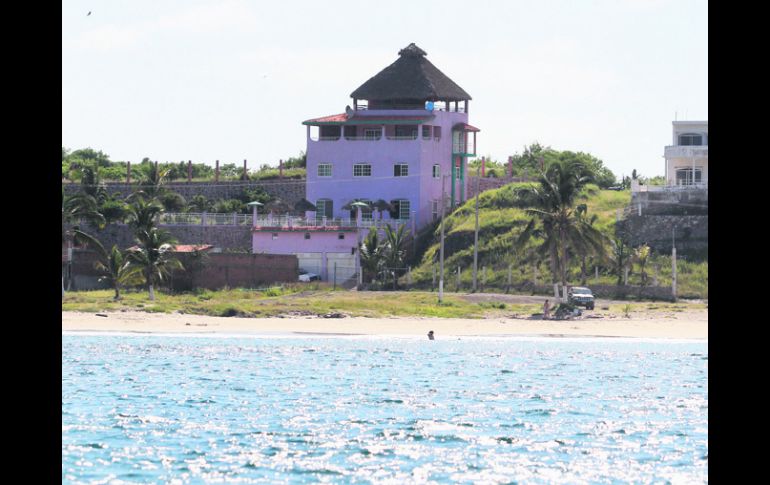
xmin=664 ymin=121 xmax=708 ymax=187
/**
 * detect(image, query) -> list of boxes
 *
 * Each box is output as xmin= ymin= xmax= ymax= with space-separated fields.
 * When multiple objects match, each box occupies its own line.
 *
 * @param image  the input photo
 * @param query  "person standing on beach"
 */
xmin=543 ymin=300 xmax=551 ymax=320
xmin=428 ymin=330 xmax=435 ymax=340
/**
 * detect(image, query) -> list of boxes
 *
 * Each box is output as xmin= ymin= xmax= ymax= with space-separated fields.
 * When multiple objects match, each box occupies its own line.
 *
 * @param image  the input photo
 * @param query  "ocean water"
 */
xmin=62 ymin=333 xmax=708 ymax=484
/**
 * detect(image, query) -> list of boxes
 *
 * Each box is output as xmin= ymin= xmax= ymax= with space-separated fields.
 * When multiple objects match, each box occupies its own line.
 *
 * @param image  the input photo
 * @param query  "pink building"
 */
xmin=253 ymin=43 xmax=478 ymax=283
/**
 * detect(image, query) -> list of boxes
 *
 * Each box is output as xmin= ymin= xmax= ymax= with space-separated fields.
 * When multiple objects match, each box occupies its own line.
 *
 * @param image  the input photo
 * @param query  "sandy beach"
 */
xmin=62 ymin=309 xmax=707 ymax=339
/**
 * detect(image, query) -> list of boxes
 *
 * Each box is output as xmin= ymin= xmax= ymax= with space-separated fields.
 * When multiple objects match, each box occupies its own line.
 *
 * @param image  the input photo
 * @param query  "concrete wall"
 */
xmin=618 ymin=215 xmax=708 ymax=256
xmin=73 ymin=222 xmax=253 ymax=252
xmin=63 ymin=179 xmax=306 ymax=208
xmin=630 ymin=189 xmax=708 ymax=215
xmin=66 ymin=250 xmax=298 ymax=291
xmin=465 ymin=175 xmax=532 ymax=199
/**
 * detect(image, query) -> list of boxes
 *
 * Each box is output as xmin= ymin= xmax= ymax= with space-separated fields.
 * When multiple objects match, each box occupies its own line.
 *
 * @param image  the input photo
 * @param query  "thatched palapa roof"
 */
xmin=350 ymin=43 xmax=471 ymax=102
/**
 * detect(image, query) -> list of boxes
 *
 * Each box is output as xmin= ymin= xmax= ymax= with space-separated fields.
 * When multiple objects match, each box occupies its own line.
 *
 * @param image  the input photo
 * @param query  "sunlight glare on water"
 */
xmin=62 ymin=334 xmax=708 ymax=484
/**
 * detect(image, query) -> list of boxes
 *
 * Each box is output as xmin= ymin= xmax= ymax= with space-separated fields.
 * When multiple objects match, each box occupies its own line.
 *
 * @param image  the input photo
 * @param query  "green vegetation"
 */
xmin=62 ymin=288 xmax=513 ymax=318
xmin=62 ymin=288 xmax=706 ymax=318
xmin=62 ymin=148 xmax=306 ymax=183
xmin=407 ymin=178 xmax=708 ymax=299
xmin=471 ymin=143 xmax=618 ymax=189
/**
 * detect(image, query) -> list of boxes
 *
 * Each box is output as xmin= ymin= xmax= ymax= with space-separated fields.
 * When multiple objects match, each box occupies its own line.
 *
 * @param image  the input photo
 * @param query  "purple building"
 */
xmin=305 ymin=42 xmax=478 ymax=228
xmin=253 ymin=43 xmax=478 ymax=283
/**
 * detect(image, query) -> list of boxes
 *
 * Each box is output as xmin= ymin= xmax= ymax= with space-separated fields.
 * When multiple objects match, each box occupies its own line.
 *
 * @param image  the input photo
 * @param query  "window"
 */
xmin=344 ymin=126 xmax=357 ymax=139
xmin=432 ymin=164 xmax=441 ymax=178
xmin=319 ymin=125 xmax=341 ymax=140
xmin=395 ymin=125 xmax=417 ymax=139
xmin=394 ymin=163 xmax=409 ymax=177
xmin=390 ymin=199 xmax=411 ymax=220
xmin=364 ymin=128 xmax=381 ymax=140
xmin=317 ymin=163 xmax=332 ymax=177
xmin=675 ymin=168 xmax=703 ymax=186
xmin=431 ymin=200 xmax=439 ymax=221
xmin=353 ymin=164 xmax=371 ymax=177
xmin=316 ymin=199 xmax=333 ymax=220
xmin=304 ymin=232 xmax=311 ymax=240
xmin=678 ymin=133 xmax=703 ymax=146
xmin=272 ymin=233 xmax=278 ymax=240
xmin=433 ymin=126 xmax=441 ymax=140
xmin=422 ymin=125 xmax=432 ymax=140
xmin=338 ymin=233 xmax=345 ymax=240
xmin=399 ymin=200 xmax=411 ymax=220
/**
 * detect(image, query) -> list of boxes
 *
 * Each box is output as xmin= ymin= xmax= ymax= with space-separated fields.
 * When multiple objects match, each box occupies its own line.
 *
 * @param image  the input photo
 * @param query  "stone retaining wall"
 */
xmin=73 ymin=223 xmax=253 ymax=252
xmin=63 ymin=179 xmax=306 ymax=207
xmin=618 ymin=215 xmax=708 ymax=256
xmin=67 ymin=250 xmax=298 ymax=291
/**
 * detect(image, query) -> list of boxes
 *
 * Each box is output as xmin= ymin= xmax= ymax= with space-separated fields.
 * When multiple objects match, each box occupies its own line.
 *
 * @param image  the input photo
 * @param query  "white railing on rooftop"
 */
xmin=631 ymin=181 xmax=708 ymax=193
xmin=253 ymin=216 xmax=410 ymax=229
xmin=157 ymin=213 xmax=410 ymax=229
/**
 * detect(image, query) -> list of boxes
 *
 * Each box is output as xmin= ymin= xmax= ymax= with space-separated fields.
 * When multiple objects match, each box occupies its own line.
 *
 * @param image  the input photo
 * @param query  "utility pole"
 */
xmin=672 ymin=227 xmax=677 ymax=301
xmin=472 ymin=165 xmax=480 ymax=291
xmin=438 ymin=175 xmax=446 ymax=302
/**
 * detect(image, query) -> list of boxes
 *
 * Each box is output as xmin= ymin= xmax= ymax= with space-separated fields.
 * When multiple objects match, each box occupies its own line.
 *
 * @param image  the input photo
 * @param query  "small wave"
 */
xmin=291 ymin=467 xmax=343 ymax=476
xmin=524 ymin=408 xmax=555 ymax=416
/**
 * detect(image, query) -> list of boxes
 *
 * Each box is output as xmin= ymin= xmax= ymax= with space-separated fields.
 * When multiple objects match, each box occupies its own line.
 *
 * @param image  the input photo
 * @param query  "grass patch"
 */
xmin=62 ymin=289 xmax=509 ymax=319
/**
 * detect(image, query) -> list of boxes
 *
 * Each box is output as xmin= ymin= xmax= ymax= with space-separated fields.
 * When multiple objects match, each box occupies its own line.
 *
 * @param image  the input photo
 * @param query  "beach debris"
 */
xmin=185 ymin=323 xmax=191 ymax=326
xmin=320 ymin=312 xmax=346 ymax=318
xmin=96 ymin=313 xmax=108 ymax=318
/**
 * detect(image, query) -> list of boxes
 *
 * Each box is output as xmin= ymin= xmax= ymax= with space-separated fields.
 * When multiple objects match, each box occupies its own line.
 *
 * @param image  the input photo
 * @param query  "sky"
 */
xmin=62 ymin=0 xmax=707 ymax=179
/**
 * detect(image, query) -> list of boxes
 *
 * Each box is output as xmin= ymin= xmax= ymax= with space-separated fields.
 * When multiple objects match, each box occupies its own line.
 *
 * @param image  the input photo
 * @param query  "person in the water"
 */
xmin=427 ymin=330 xmax=435 ymax=340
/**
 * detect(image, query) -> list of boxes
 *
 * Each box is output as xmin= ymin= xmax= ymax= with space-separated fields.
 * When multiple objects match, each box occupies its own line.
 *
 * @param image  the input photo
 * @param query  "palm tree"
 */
xmin=129 ymin=163 xmax=171 ymax=201
xmin=62 ymin=189 xmax=105 ymax=297
xmin=608 ymin=236 xmax=632 ymax=286
xmin=90 ymin=241 xmax=140 ymax=300
xmin=572 ymin=206 xmax=607 ymax=285
xmin=359 ymin=227 xmax=383 ymax=283
xmin=382 ymin=223 xmax=410 ymax=289
xmin=125 ymin=197 xmax=164 ymax=243
xmin=126 ymin=228 xmax=184 ymax=301
xmin=515 ymin=159 xmax=602 ymax=290
xmin=634 ymin=244 xmax=651 ymax=286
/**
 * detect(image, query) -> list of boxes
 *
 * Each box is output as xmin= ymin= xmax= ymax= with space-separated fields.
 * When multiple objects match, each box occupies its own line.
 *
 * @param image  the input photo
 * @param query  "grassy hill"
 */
xmin=407 ymin=183 xmax=707 ymax=299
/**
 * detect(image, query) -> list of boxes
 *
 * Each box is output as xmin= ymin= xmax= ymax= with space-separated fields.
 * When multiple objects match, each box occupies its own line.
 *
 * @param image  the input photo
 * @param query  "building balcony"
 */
xmin=664 ymin=145 xmax=708 ymax=159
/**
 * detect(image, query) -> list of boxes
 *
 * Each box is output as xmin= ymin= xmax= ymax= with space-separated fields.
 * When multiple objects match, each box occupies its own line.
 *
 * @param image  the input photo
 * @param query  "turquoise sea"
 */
xmin=62 ymin=333 xmax=708 ymax=484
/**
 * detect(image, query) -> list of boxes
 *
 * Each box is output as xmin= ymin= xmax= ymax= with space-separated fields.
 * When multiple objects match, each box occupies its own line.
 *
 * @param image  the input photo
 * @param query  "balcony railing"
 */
xmin=344 ymin=135 xmax=382 ymax=141
xmin=664 ymin=145 xmax=708 ymax=158
xmin=631 ymin=181 xmax=708 ymax=192
xmin=385 ymin=134 xmax=418 ymax=141
xmin=156 ymin=213 xmax=411 ymax=229
xmin=254 ymin=216 xmax=410 ymax=229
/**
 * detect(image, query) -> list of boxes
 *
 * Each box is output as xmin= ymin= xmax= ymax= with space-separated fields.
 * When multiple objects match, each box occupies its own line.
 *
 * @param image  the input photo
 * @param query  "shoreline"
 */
xmin=62 ymin=310 xmax=708 ymax=340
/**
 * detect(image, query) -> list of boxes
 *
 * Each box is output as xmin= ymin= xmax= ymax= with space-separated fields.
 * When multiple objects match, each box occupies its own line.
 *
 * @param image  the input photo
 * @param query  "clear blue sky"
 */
xmin=62 ymin=0 xmax=707 ymax=179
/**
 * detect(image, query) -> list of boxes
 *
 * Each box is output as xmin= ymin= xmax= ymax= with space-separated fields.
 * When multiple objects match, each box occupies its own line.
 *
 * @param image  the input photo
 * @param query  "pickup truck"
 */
xmin=568 ymin=286 xmax=595 ymax=310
